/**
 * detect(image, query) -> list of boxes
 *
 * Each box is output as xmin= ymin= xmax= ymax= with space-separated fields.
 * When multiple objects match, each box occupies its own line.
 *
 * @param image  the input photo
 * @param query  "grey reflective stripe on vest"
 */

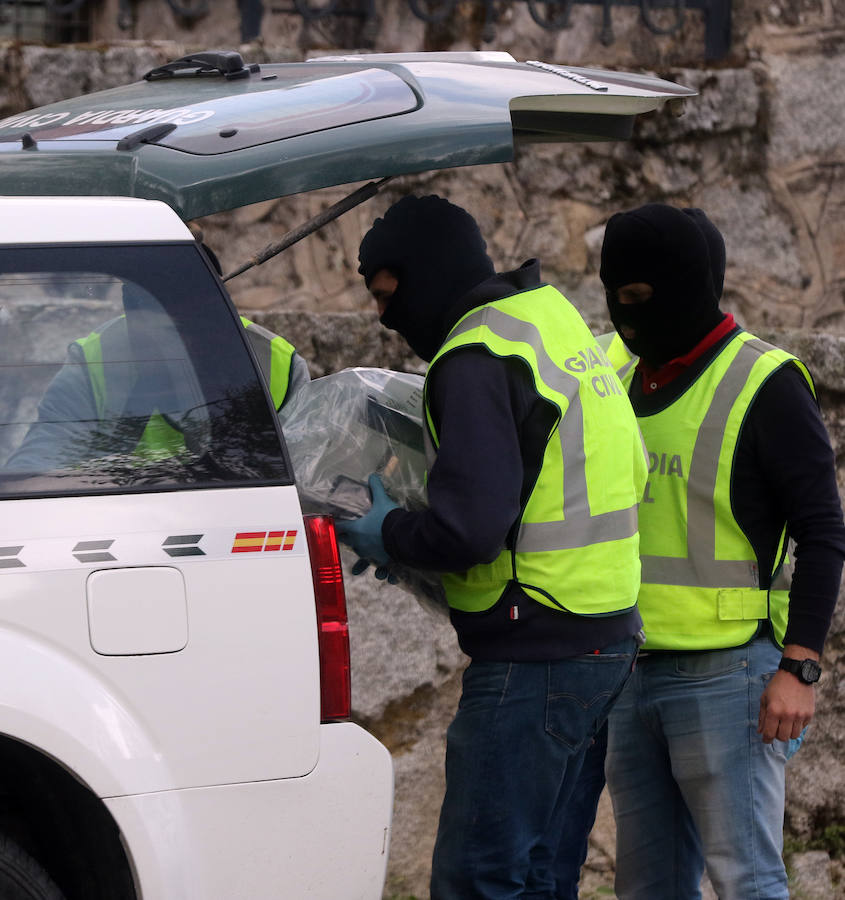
xmin=772 ymin=561 xmax=793 ymax=590
xmin=617 ymin=356 xmax=637 ymax=381
xmin=435 ymin=306 xmax=639 ymax=553
xmin=640 ymin=338 xmax=774 ymax=587
xmin=518 ymin=506 xmax=639 ymax=551
xmin=243 ymin=320 xmax=277 ymax=381
xmin=518 ymin=385 xmax=638 ymax=551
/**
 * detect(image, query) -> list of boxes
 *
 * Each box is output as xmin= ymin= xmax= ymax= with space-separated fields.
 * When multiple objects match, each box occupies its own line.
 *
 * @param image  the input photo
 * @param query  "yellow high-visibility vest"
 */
xmin=625 ymin=330 xmax=814 ymax=649
xmin=596 ymin=331 xmax=637 ymax=381
xmin=425 ymin=284 xmax=647 ymax=616
xmin=77 ymin=314 xmax=295 ymax=460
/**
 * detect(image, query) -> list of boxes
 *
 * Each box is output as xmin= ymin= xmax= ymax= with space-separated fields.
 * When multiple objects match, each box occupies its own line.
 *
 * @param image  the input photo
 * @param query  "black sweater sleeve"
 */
xmin=732 ymin=365 xmax=845 ymax=653
xmin=382 ymin=347 xmax=549 ymax=572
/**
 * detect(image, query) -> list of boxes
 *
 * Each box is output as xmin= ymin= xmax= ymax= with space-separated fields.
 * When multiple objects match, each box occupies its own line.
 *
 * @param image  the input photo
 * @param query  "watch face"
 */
xmin=801 ymin=660 xmax=821 ymax=683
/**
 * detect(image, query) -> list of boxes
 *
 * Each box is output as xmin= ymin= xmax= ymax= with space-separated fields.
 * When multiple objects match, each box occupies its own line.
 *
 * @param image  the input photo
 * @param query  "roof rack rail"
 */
xmin=144 ymin=51 xmax=259 ymax=82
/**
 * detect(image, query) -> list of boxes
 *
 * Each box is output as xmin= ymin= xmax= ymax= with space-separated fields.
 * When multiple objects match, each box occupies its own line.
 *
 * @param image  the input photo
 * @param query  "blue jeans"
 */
xmin=605 ymin=638 xmax=792 ymax=900
xmin=552 ymin=721 xmax=608 ymax=899
xmin=429 ymin=638 xmax=637 ymax=900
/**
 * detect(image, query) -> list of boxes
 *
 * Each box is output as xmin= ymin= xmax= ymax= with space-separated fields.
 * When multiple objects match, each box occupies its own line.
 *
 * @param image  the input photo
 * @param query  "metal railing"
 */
xmin=0 ymin=0 xmax=88 ymax=41
xmin=274 ymin=0 xmax=731 ymax=58
xmin=0 ymin=0 xmax=731 ymax=60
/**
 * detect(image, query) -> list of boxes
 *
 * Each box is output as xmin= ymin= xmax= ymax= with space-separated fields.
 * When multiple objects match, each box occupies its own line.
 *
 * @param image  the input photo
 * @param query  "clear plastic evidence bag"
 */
xmin=279 ymin=367 xmax=447 ymax=616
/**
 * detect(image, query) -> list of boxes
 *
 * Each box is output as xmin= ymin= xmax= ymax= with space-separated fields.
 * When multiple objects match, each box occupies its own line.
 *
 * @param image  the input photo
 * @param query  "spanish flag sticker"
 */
xmin=231 ymin=530 xmax=298 ymax=553
xmin=264 ymin=530 xmax=298 ymax=552
xmin=231 ymin=532 xmax=266 ymax=553
xmin=264 ymin=531 xmax=284 ymax=552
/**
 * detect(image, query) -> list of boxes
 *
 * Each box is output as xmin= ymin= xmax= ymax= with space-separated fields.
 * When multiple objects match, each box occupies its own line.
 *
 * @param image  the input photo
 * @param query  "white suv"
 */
xmin=0 ymin=51 xmax=692 ymax=899
xmin=0 ymin=196 xmax=393 ymax=899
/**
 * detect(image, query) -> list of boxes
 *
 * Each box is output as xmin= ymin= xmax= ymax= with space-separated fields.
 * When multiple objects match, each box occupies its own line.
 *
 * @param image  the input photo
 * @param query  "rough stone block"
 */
xmin=640 ymin=67 xmax=761 ymax=139
xmin=789 ymin=850 xmax=835 ymax=900
xmin=767 ymin=53 xmax=845 ymax=168
xmin=20 ymin=46 xmax=99 ymax=107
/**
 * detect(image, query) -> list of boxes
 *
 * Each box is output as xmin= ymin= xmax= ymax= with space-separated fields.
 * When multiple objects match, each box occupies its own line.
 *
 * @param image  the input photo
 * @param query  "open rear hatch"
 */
xmin=0 ymin=50 xmax=694 ymax=220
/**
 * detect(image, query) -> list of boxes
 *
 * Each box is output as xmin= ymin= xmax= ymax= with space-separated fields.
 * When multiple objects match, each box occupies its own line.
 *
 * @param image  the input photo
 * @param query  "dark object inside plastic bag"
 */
xmin=327 ymin=474 xmax=371 ymax=519
xmin=279 ymin=367 xmax=448 ymax=617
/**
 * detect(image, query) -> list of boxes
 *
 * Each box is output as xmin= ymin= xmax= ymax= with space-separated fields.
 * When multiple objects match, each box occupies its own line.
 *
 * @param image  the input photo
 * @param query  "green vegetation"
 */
xmin=807 ymin=824 xmax=845 ymax=859
xmin=786 ymin=822 xmax=845 ymax=860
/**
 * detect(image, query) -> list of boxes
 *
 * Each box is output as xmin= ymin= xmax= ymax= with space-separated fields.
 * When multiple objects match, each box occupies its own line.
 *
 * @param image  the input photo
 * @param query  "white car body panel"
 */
xmin=0 ymin=196 xmax=194 ymax=243
xmin=0 ymin=486 xmax=321 ymax=795
xmin=105 ymin=722 xmax=393 ymax=899
xmin=0 ymin=195 xmax=394 ymax=897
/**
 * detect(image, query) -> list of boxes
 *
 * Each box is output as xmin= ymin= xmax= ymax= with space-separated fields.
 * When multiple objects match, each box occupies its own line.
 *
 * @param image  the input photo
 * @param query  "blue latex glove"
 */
xmin=350 ymin=557 xmax=400 ymax=585
xmin=786 ymin=725 xmax=808 ymax=760
xmin=335 ymin=473 xmax=399 ymax=567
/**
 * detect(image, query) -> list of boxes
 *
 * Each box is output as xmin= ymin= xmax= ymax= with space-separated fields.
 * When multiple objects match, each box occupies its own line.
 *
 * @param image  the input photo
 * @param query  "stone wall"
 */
xmin=2 ymin=1 xmax=844 ymax=895
xmin=1 ymin=3 xmax=844 ymax=339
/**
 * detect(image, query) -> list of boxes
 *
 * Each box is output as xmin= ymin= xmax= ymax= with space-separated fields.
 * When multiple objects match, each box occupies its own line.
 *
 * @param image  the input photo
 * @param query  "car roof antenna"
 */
xmin=222 ymin=175 xmax=394 ymax=282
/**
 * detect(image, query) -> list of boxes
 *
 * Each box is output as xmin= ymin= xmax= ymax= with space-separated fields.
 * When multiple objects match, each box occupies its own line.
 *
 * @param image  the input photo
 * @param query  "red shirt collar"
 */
xmin=637 ymin=313 xmax=736 ymax=395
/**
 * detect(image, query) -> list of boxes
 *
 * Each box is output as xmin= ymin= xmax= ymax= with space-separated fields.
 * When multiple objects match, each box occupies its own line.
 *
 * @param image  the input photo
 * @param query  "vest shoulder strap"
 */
xmin=240 ymin=316 xmax=297 ymax=410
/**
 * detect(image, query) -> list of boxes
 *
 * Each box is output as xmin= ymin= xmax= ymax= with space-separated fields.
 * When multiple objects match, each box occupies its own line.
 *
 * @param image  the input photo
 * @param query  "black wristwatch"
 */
xmin=778 ymin=657 xmax=821 ymax=684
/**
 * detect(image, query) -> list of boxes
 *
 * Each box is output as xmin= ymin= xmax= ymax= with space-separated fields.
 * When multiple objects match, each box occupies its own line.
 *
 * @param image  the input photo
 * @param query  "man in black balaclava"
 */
xmin=338 ymin=195 xmax=648 ymax=899
xmin=595 ymin=203 xmax=845 ymax=900
xmin=555 ymin=204 xmax=731 ymax=900
xmin=600 ymin=202 xmax=724 ymax=369
xmin=357 ymin=194 xmax=496 ymax=362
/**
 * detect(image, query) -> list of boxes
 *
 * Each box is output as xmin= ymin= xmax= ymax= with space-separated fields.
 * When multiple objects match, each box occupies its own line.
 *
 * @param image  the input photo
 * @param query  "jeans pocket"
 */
xmin=545 ymin=655 xmax=633 ymax=750
xmin=673 ymin=646 xmax=748 ymax=678
xmin=545 ymin=691 xmax=598 ymax=750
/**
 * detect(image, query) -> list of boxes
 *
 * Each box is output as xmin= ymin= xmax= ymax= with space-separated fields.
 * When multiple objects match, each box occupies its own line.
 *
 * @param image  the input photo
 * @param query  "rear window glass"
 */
xmin=0 ymin=244 xmax=291 ymax=498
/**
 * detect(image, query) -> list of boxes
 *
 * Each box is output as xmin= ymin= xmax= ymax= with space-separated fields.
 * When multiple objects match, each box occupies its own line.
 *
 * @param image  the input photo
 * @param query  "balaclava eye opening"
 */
xmin=357 ymin=195 xmax=495 ymax=362
xmin=599 ymin=203 xmax=724 ymax=368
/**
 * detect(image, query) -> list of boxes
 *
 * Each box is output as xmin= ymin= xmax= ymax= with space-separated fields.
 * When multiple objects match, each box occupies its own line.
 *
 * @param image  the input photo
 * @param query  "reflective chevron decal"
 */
xmin=72 ymin=540 xmax=116 ymax=564
xmin=163 ymin=535 xmax=205 ymax=557
xmin=0 ymin=546 xmax=24 ymax=569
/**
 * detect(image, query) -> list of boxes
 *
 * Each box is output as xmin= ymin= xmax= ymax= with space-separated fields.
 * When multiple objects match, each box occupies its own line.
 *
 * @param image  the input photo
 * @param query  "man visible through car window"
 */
xmin=336 ymin=194 xmax=648 ymax=899
xmin=6 ymin=250 xmax=309 ymax=472
xmin=597 ymin=202 xmax=845 ymax=900
xmin=188 ymin=222 xmax=312 ymax=414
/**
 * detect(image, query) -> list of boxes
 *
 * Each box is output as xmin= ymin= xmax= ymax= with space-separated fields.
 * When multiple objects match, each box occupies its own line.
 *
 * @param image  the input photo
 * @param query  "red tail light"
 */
xmin=304 ymin=515 xmax=351 ymax=722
